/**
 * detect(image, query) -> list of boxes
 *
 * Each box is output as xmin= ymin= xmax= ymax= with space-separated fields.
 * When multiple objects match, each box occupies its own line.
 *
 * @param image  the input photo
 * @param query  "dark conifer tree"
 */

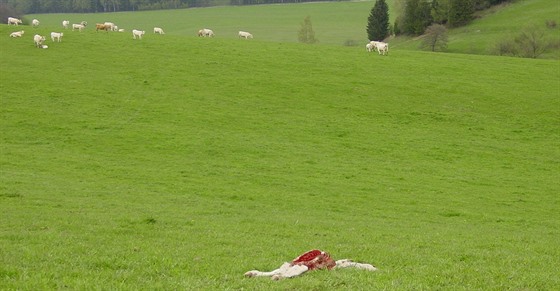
xmin=367 ymin=0 xmax=390 ymax=41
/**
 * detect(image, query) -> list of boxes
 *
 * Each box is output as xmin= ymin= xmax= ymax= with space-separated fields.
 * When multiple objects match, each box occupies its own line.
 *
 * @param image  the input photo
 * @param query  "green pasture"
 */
xmin=26 ymin=0 xmax=560 ymax=58
xmin=1 ymin=3 xmax=560 ymax=290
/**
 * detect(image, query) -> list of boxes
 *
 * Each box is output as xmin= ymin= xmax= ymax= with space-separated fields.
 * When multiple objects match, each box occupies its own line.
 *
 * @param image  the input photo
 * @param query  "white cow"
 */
xmin=153 ymin=27 xmax=165 ymax=34
xmin=62 ymin=20 xmax=69 ymax=29
xmin=366 ymin=42 xmax=375 ymax=52
xmin=33 ymin=34 xmax=46 ymax=48
xmin=104 ymin=22 xmax=116 ymax=31
xmin=72 ymin=24 xmax=85 ymax=32
xmin=50 ymin=32 xmax=63 ymax=42
xmin=118 ymin=28 xmax=125 ymax=32
xmin=32 ymin=19 xmax=40 ymax=27
xmin=198 ymin=28 xmax=214 ymax=37
xmin=244 ymin=249 xmax=377 ymax=280
xmin=132 ymin=29 xmax=145 ymax=39
xmin=9 ymin=30 xmax=24 ymax=38
xmin=238 ymin=31 xmax=253 ymax=39
xmin=376 ymin=42 xmax=389 ymax=55
xmin=7 ymin=17 xmax=22 ymax=26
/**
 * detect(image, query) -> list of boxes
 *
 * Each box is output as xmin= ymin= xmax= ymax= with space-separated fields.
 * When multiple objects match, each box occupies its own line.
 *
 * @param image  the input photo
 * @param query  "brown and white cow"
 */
xmin=244 ymin=249 xmax=377 ymax=280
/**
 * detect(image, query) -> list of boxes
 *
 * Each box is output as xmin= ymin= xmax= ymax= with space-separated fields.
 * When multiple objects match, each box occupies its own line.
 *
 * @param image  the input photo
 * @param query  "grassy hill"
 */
xmin=25 ymin=0 xmax=560 ymax=58
xmin=391 ymin=0 xmax=560 ymax=58
xmin=1 ymin=2 xmax=559 ymax=290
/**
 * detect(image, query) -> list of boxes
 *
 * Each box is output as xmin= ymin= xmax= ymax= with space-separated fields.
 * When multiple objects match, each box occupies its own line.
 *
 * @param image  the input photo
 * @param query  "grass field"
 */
xmin=24 ymin=0 xmax=560 ymax=58
xmin=1 ymin=1 xmax=560 ymax=290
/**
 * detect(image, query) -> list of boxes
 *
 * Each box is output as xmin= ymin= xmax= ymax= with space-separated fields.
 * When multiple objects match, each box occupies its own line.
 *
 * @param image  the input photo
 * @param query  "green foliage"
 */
xmin=298 ymin=15 xmax=317 ymax=44
xmin=367 ymin=0 xmax=390 ymax=41
xmin=402 ymin=0 xmax=433 ymax=35
xmin=448 ymin=0 xmax=475 ymax=27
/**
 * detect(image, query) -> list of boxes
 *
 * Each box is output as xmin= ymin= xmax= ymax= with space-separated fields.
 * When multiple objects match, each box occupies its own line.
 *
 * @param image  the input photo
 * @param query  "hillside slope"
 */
xmin=390 ymin=0 xmax=560 ymax=58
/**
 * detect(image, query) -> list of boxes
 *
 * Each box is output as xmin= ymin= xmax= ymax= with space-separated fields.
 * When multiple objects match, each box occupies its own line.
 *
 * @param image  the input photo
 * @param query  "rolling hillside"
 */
xmin=24 ymin=0 xmax=560 ymax=58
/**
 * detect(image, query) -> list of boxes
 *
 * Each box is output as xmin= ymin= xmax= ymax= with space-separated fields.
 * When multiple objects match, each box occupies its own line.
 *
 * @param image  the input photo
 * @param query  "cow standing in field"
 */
xmin=34 ymin=34 xmax=46 ymax=48
xmin=198 ymin=28 xmax=214 ymax=37
xmin=50 ymin=32 xmax=63 ymax=42
xmin=366 ymin=42 xmax=375 ymax=52
xmin=32 ymin=19 xmax=40 ymax=27
xmin=72 ymin=21 xmax=87 ymax=32
xmin=244 ymin=249 xmax=377 ymax=280
xmin=154 ymin=27 xmax=165 ymax=34
xmin=62 ymin=20 xmax=69 ymax=29
xmin=132 ymin=29 xmax=145 ymax=39
xmin=104 ymin=22 xmax=116 ymax=31
xmin=238 ymin=31 xmax=253 ymax=39
xmin=7 ymin=17 xmax=22 ymax=26
xmin=96 ymin=23 xmax=110 ymax=32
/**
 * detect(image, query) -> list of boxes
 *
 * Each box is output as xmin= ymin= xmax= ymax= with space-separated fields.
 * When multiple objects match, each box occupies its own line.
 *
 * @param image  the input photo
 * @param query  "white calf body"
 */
xmin=62 ymin=20 xmax=69 ymax=29
xmin=50 ymin=32 xmax=63 ymax=42
xmin=33 ymin=34 xmax=46 ymax=48
xmin=132 ymin=29 xmax=145 ymax=39
xmin=238 ymin=31 xmax=253 ymax=39
xmin=154 ymin=27 xmax=165 ymax=34
xmin=72 ymin=24 xmax=85 ymax=31
xmin=8 ymin=17 xmax=22 ymax=26
xmin=9 ymin=30 xmax=24 ymax=37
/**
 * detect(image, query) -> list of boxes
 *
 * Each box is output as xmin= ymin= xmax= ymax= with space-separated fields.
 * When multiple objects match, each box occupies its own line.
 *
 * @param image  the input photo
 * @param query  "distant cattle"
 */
xmin=238 ymin=31 xmax=253 ymax=39
xmin=96 ymin=23 xmax=110 ymax=32
xmin=33 ymin=34 xmax=46 ymax=48
xmin=376 ymin=42 xmax=389 ymax=55
xmin=104 ymin=22 xmax=116 ymax=31
xmin=154 ymin=27 xmax=165 ymax=34
xmin=366 ymin=42 xmax=375 ymax=52
xmin=7 ymin=17 xmax=22 ymax=26
xmin=32 ymin=19 xmax=40 ymax=27
xmin=62 ymin=20 xmax=69 ymax=29
xmin=132 ymin=29 xmax=145 ymax=39
xmin=50 ymin=32 xmax=63 ymax=42
xmin=72 ymin=23 xmax=85 ymax=32
xmin=198 ymin=28 xmax=214 ymax=37
xmin=9 ymin=30 xmax=24 ymax=38
xmin=368 ymin=41 xmax=389 ymax=55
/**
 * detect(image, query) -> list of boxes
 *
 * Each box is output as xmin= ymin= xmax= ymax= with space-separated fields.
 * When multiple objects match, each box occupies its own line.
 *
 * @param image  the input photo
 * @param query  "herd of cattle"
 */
xmin=7 ymin=16 xmax=387 ymax=54
xmin=7 ymin=16 xmax=254 ymax=48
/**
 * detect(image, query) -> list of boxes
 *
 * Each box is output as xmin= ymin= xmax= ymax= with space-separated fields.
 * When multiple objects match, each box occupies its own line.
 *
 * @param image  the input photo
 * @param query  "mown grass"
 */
xmin=1 ymin=6 xmax=560 ymax=290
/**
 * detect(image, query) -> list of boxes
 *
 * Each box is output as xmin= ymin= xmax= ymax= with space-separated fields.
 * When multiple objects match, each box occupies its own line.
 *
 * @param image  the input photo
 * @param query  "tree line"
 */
xmin=0 ymin=0 xmax=338 ymax=14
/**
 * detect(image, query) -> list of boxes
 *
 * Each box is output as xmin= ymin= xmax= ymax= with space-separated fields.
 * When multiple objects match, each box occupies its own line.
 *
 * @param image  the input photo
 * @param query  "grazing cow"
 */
xmin=198 ymin=28 xmax=214 ymax=37
xmin=62 ymin=20 xmax=69 ymax=29
xmin=132 ymin=29 xmax=145 ymax=39
xmin=50 ymin=32 xmax=63 ymax=42
xmin=366 ymin=42 xmax=375 ymax=52
xmin=154 ymin=27 xmax=165 ymax=34
xmin=96 ymin=23 xmax=110 ymax=32
xmin=376 ymin=42 xmax=389 ymax=55
xmin=244 ymin=249 xmax=377 ymax=280
xmin=7 ymin=17 xmax=22 ymax=26
xmin=238 ymin=31 xmax=253 ymax=39
xmin=32 ymin=19 xmax=40 ymax=27
xmin=72 ymin=24 xmax=85 ymax=31
xmin=104 ymin=22 xmax=116 ymax=31
xmin=9 ymin=30 xmax=24 ymax=38
xmin=33 ymin=34 xmax=46 ymax=48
